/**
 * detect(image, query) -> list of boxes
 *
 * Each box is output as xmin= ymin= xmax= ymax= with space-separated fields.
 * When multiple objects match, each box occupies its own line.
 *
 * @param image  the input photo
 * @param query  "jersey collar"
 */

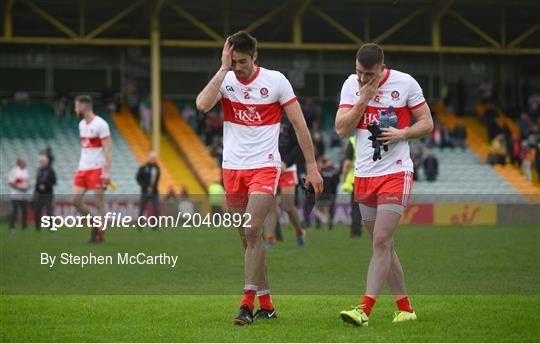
xmin=85 ymin=113 xmax=96 ymax=124
xmin=236 ymin=64 xmax=260 ymax=85
xmin=378 ymin=68 xmax=391 ymax=87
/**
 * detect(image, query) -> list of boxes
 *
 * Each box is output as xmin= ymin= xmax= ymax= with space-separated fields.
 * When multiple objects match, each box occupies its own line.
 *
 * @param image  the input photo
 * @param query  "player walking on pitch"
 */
xmin=72 ymin=95 xmax=113 ymax=243
xmin=335 ymin=43 xmax=433 ymax=326
xmin=196 ymin=31 xmax=323 ymax=325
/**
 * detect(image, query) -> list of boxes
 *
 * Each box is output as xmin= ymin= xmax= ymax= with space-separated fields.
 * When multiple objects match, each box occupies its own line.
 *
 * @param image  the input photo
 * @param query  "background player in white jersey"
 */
xmin=335 ymin=44 xmax=433 ymax=326
xmin=72 ymin=95 xmax=112 ymax=243
xmin=196 ymin=31 xmax=323 ymax=325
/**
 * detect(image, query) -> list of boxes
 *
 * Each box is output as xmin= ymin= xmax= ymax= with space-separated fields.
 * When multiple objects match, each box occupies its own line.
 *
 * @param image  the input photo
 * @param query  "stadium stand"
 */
xmin=0 ymin=103 xmax=140 ymax=195
xmin=162 ymin=100 xmax=220 ymax=190
xmin=112 ymin=105 xmax=204 ymax=195
xmin=437 ymin=108 xmax=540 ymax=199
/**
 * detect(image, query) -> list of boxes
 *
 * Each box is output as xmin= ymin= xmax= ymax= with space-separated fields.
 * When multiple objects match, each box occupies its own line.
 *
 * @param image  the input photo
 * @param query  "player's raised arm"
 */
xmin=195 ymin=40 xmax=233 ymax=113
xmin=283 ymin=101 xmax=324 ymax=197
xmin=335 ymin=76 xmax=378 ymax=138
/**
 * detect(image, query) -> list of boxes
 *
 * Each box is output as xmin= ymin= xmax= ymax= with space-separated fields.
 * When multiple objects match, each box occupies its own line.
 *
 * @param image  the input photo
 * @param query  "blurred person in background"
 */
xmin=182 ymin=102 xmax=198 ymax=131
xmin=341 ymin=136 xmax=362 ymax=237
xmin=53 ymin=91 xmax=69 ymax=117
xmin=313 ymin=156 xmax=339 ymax=230
xmin=139 ymin=96 xmax=152 ymax=133
xmin=456 ymin=78 xmax=466 ymax=117
xmin=518 ymin=112 xmax=531 ymax=138
xmin=452 ymin=119 xmax=467 ymax=150
xmin=72 ymin=95 xmax=112 ymax=243
xmin=8 ymin=158 xmax=31 ymax=232
xmin=484 ymin=103 xmax=501 ymax=141
xmin=488 ymin=133 xmax=507 ymax=165
xmin=163 ymin=186 xmax=178 ymax=217
xmin=42 ymin=145 xmax=54 ymax=166
xmin=265 ymin=116 xmax=306 ymax=248
xmin=178 ymin=189 xmax=195 ymax=220
xmin=520 ymin=142 xmax=532 ymax=181
xmin=509 ymin=134 xmax=521 ymax=166
xmin=536 ymin=142 xmax=540 ymax=180
xmin=410 ymin=145 xmax=424 ymax=181
xmin=208 ymin=177 xmax=225 ymax=215
xmin=13 ymin=90 xmax=30 ymax=106
xmin=33 ymin=154 xmax=56 ymax=231
xmin=423 ymin=150 xmax=439 ymax=182
xmin=136 ymin=151 xmax=161 ymax=223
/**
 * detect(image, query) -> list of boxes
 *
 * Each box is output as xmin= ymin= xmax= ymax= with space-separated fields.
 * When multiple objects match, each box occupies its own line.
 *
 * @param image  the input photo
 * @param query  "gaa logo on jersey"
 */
xmin=260 ymin=87 xmax=269 ymax=98
xmin=391 ymin=90 xmax=400 ymax=100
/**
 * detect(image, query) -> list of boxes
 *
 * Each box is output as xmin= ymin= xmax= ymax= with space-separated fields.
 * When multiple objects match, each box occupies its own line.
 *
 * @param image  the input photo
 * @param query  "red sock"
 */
xmin=396 ymin=296 xmax=413 ymax=313
xmin=97 ymin=229 xmax=105 ymax=241
xmin=257 ymin=292 xmax=274 ymax=310
xmin=240 ymin=289 xmax=256 ymax=311
xmin=267 ymin=236 xmax=275 ymax=245
xmin=360 ymin=296 xmax=376 ymax=316
xmin=295 ymin=228 xmax=304 ymax=237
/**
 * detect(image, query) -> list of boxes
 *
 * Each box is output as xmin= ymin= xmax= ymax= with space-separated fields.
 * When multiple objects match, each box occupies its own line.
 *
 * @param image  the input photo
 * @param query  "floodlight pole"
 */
xmin=150 ymin=1 xmax=163 ymax=154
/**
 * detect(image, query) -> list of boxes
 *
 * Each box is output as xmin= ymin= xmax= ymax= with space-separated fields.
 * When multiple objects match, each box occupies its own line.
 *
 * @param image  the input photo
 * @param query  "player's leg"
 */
xmin=232 ymin=204 xmax=272 ymax=315
xmin=263 ymin=198 xmax=279 ymax=248
xmin=151 ymin=193 xmax=160 ymax=216
xmin=93 ymin=187 xmax=106 ymax=242
xmin=21 ymin=200 xmax=28 ymax=230
xmin=362 ymin=210 xmax=407 ymax=301
xmin=9 ymin=200 xmax=17 ymax=231
xmin=281 ymin=186 xmax=305 ymax=246
xmin=230 ymin=206 xmax=248 ymax=249
xmin=243 ymin=192 xmax=273 ymax=289
xmin=72 ymin=186 xmax=90 ymax=216
xmin=244 ymin=192 xmax=275 ymax=319
xmin=138 ymin=193 xmax=149 ymax=218
xmin=34 ymin=196 xmax=44 ymax=230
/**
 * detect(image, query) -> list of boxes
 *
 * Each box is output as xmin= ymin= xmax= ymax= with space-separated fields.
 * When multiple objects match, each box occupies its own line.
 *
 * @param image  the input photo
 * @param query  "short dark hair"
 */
xmin=228 ymin=30 xmax=257 ymax=56
xmin=75 ymin=95 xmax=93 ymax=108
xmin=356 ymin=43 xmax=384 ymax=69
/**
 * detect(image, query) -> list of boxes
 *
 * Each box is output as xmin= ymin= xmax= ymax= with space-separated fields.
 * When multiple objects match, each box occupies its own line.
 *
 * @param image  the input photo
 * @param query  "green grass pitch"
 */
xmin=1 ymin=223 xmax=539 ymax=342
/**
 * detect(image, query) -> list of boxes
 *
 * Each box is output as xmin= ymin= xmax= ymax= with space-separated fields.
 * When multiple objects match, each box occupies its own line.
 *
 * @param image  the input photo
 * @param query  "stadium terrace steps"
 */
xmin=112 ymin=105 xmax=205 ymax=195
xmin=437 ymin=112 xmax=540 ymax=201
xmin=162 ymin=100 xmax=220 ymax=190
xmin=410 ymin=146 xmax=522 ymax=203
xmin=0 ymin=104 xmax=140 ymax=195
xmin=111 ymin=106 xmax=178 ymax=194
xmin=158 ymin=132 xmax=205 ymax=195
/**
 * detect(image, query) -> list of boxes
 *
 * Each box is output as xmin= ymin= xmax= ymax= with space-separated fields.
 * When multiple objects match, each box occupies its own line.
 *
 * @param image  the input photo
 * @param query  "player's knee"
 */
xmin=283 ymin=202 xmax=295 ymax=213
xmin=244 ymin=228 xmax=262 ymax=246
xmin=72 ymin=196 xmax=83 ymax=209
xmin=372 ymin=232 xmax=393 ymax=251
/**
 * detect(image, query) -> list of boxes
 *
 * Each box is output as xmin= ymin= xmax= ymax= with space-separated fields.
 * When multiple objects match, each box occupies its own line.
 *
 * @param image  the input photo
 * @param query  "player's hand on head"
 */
xmin=377 ymin=127 xmax=408 ymax=145
xmin=221 ymin=38 xmax=234 ymax=70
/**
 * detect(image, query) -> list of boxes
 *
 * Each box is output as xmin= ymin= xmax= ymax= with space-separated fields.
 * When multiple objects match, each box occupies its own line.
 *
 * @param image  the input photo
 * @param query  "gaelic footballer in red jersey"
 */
xmin=72 ymin=95 xmax=113 ymax=243
xmin=196 ymin=31 xmax=323 ymax=325
xmin=335 ymin=43 xmax=433 ymax=325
